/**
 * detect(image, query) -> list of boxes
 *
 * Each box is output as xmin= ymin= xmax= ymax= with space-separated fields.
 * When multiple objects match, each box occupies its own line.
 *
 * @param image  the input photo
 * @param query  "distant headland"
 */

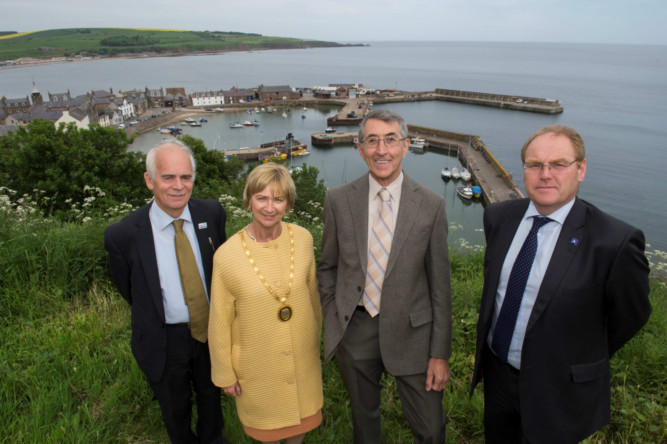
xmin=0 ymin=28 xmax=366 ymax=67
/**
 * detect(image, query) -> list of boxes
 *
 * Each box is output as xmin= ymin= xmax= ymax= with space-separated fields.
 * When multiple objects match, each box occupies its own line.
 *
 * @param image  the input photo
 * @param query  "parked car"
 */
xmin=118 ymin=124 xmax=126 ymax=129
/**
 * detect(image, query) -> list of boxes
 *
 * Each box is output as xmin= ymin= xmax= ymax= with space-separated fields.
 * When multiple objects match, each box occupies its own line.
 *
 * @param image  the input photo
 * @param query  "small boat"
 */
xmin=261 ymin=107 xmax=266 ymax=112
xmin=472 ymin=186 xmax=482 ymax=199
xmin=255 ymin=107 xmax=260 ymax=113
xmin=410 ymin=137 xmax=426 ymax=150
xmin=253 ymin=120 xmax=261 ymax=126
xmin=457 ymin=185 xmax=474 ymax=200
xmin=259 ymin=152 xmax=287 ymax=162
xmin=190 ymin=122 xmax=202 ymax=127
xmin=451 ymin=167 xmax=461 ymax=180
xmin=282 ymin=112 xmax=287 ymax=119
xmin=441 ymin=167 xmax=451 ymax=180
xmin=184 ymin=118 xmax=196 ymax=123
xmin=292 ymin=148 xmax=311 ymax=157
xmin=301 ymin=114 xmax=306 ymax=119
xmin=199 ymin=118 xmax=208 ymax=122
xmin=214 ymin=108 xmax=225 ymax=112
xmin=242 ymin=121 xmax=254 ymax=127
xmin=230 ymin=121 xmax=243 ymax=128
xmin=325 ymin=127 xmax=336 ymax=133
xmin=460 ymin=167 xmax=472 ymax=182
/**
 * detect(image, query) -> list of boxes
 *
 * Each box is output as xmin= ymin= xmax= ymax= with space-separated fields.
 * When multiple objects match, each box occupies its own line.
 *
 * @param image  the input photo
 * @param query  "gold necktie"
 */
xmin=363 ymin=188 xmax=393 ymax=317
xmin=173 ymin=219 xmax=209 ymax=342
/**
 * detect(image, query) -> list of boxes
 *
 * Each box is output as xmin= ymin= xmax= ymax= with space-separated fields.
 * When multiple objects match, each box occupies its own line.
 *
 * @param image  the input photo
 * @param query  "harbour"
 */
xmin=4 ymin=41 xmax=664 ymax=251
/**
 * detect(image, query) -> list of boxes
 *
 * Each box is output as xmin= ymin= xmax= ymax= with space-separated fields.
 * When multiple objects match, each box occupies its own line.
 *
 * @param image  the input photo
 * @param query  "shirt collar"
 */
xmin=149 ymin=200 xmax=193 ymax=231
xmin=368 ymin=171 xmax=403 ymax=200
xmin=524 ymin=198 xmax=576 ymax=225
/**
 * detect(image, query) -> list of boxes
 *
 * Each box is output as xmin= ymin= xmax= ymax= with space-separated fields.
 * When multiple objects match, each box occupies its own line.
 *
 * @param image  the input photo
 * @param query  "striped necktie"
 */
xmin=173 ymin=219 xmax=209 ymax=342
xmin=362 ymin=188 xmax=393 ymax=317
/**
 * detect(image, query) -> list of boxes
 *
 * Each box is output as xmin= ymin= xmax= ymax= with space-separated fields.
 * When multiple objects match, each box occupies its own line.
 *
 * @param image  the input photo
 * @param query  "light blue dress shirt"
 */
xmin=488 ymin=199 xmax=575 ymax=369
xmin=149 ymin=202 xmax=208 ymax=324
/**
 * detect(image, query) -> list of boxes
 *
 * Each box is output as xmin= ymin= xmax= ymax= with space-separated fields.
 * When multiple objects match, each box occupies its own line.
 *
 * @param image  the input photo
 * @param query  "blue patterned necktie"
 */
xmin=491 ymin=216 xmax=552 ymax=363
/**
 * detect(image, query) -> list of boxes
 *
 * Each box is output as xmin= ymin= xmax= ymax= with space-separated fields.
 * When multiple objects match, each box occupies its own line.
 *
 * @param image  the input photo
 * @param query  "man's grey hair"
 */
xmin=145 ymin=139 xmax=196 ymax=180
xmin=358 ymin=108 xmax=408 ymax=141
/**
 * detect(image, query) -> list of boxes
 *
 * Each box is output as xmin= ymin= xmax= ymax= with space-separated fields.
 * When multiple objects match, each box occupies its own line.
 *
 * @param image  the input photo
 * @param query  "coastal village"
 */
xmin=1 ymin=81 xmax=564 ymax=204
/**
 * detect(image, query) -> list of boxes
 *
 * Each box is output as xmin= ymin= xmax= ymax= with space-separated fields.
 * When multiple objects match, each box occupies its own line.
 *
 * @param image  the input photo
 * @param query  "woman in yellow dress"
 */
xmin=209 ymin=163 xmax=323 ymax=444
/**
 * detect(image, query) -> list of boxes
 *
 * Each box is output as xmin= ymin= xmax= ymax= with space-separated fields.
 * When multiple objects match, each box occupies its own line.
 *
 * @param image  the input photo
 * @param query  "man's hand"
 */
xmin=425 ymin=357 xmax=450 ymax=392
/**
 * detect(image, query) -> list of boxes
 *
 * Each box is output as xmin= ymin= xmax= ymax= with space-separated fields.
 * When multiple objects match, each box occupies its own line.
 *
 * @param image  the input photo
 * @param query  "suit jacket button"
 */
xmin=344 ymin=315 xmax=349 ymax=321
xmin=357 ymin=286 xmax=362 ymax=292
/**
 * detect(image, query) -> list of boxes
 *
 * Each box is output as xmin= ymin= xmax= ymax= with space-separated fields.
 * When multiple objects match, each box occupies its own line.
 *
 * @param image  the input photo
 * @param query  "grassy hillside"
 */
xmin=0 ymin=28 xmax=354 ymax=61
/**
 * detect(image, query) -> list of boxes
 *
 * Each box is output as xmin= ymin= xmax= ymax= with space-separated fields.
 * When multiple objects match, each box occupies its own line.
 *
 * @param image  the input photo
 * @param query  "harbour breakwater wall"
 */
xmin=408 ymin=125 xmax=524 ymax=204
xmin=373 ymin=89 xmax=563 ymax=114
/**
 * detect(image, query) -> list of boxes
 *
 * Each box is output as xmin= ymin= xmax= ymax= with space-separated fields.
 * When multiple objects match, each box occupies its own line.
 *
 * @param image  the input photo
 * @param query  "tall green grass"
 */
xmin=0 ymin=200 xmax=664 ymax=443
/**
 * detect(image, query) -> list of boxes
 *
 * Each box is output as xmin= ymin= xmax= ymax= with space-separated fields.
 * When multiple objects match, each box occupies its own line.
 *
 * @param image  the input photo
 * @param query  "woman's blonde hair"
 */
xmin=243 ymin=162 xmax=296 ymax=211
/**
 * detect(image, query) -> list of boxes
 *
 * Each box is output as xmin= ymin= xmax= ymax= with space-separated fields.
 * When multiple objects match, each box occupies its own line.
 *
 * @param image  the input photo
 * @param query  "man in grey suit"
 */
xmin=317 ymin=109 xmax=452 ymax=443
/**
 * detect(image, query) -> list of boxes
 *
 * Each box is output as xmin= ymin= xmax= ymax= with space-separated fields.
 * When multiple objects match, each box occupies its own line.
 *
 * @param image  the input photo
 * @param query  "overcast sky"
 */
xmin=3 ymin=0 xmax=666 ymax=45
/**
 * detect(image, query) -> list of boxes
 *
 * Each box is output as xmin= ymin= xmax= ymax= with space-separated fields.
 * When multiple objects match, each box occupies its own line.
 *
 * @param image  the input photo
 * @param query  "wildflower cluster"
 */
xmin=646 ymin=245 xmax=667 ymax=281
xmin=0 ymin=186 xmax=39 ymax=221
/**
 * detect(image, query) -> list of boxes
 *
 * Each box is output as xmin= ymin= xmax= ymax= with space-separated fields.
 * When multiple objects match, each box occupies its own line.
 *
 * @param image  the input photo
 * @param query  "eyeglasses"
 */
xmin=523 ymin=160 xmax=578 ymax=174
xmin=362 ymin=135 xmax=405 ymax=148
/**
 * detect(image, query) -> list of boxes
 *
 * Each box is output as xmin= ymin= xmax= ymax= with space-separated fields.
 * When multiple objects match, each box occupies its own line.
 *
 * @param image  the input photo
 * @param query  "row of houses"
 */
xmin=0 ymin=83 xmax=368 ymax=133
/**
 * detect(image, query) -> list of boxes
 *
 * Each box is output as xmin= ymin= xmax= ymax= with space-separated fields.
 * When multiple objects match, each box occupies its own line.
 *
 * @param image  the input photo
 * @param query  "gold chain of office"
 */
xmin=239 ymin=223 xmax=295 ymax=321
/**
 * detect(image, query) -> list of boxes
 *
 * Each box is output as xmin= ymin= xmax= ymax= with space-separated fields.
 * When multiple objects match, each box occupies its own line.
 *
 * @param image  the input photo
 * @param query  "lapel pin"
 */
xmin=570 ymin=238 xmax=579 ymax=246
xmin=198 ymin=222 xmax=207 ymax=230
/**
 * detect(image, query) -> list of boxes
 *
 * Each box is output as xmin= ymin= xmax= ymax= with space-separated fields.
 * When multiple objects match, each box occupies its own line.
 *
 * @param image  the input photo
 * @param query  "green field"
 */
xmin=0 ymin=28 xmax=353 ymax=61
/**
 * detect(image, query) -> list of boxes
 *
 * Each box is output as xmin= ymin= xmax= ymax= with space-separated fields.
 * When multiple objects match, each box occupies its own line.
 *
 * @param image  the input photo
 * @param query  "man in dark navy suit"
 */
xmin=105 ymin=140 xmax=228 ymax=443
xmin=471 ymin=125 xmax=651 ymax=443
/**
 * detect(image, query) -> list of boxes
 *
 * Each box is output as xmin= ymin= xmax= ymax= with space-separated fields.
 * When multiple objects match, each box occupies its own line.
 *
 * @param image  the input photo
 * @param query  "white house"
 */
xmin=191 ymin=90 xmax=225 ymax=107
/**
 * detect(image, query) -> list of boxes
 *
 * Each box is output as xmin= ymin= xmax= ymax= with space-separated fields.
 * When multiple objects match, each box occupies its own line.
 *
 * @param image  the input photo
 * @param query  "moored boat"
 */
xmin=441 ymin=167 xmax=451 ymax=180
xmin=460 ymin=167 xmax=472 ymax=181
xmin=457 ymin=185 xmax=473 ymax=200
xmin=409 ymin=137 xmax=426 ymax=150
xmin=451 ymin=167 xmax=461 ymax=180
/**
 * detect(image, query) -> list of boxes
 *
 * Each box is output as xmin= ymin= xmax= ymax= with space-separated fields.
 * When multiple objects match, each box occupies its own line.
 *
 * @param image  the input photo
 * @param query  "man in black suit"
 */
xmin=471 ymin=125 xmax=651 ymax=443
xmin=105 ymin=140 xmax=227 ymax=443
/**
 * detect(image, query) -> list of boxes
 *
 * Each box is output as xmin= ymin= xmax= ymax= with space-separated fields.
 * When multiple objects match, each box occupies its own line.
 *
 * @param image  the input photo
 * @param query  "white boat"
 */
xmin=410 ymin=137 xmax=426 ymax=150
xmin=214 ymin=108 xmax=225 ymax=112
xmin=441 ymin=167 xmax=451 ymax=180
xmin=242 ymin=120 xmax=254 ymax=127
xmin=184 ymin=118 xmax=196 ymax=123
xmin=253 ymin=120 xmax=261 ymax=126
xmin=230 ymin=121 xmax=243 ymax=128
xmin=451 ymin=167 xmax=461 ymax=180
xmin=325 ymin=127 xmax=336 ymax=133
xmin=190 ymin=122 xmax=202 ymax=127
xmin=255 ymin=107 xmax=260 ymax=113
xmin=457 ymin=185 xmax=474 ymax=200
xmin=282 ymin=112 xmax=287 ymax=118
xmin=460 ymin=167 xmax=472 ymax=181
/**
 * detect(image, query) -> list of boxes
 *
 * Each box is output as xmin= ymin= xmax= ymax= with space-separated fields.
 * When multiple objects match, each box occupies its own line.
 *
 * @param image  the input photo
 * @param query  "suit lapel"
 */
xmin=189 ymin=200 xmax=215 ymax=289
xmin=346 ymin=176 xmax=370 ymax=274
xmin=135 ymin=203 xmax=166 ymax=323
xmin=526 ymin=199 xmax=587 ymax=332
xmin=385 ymin=176 xmax=420 ymax=277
